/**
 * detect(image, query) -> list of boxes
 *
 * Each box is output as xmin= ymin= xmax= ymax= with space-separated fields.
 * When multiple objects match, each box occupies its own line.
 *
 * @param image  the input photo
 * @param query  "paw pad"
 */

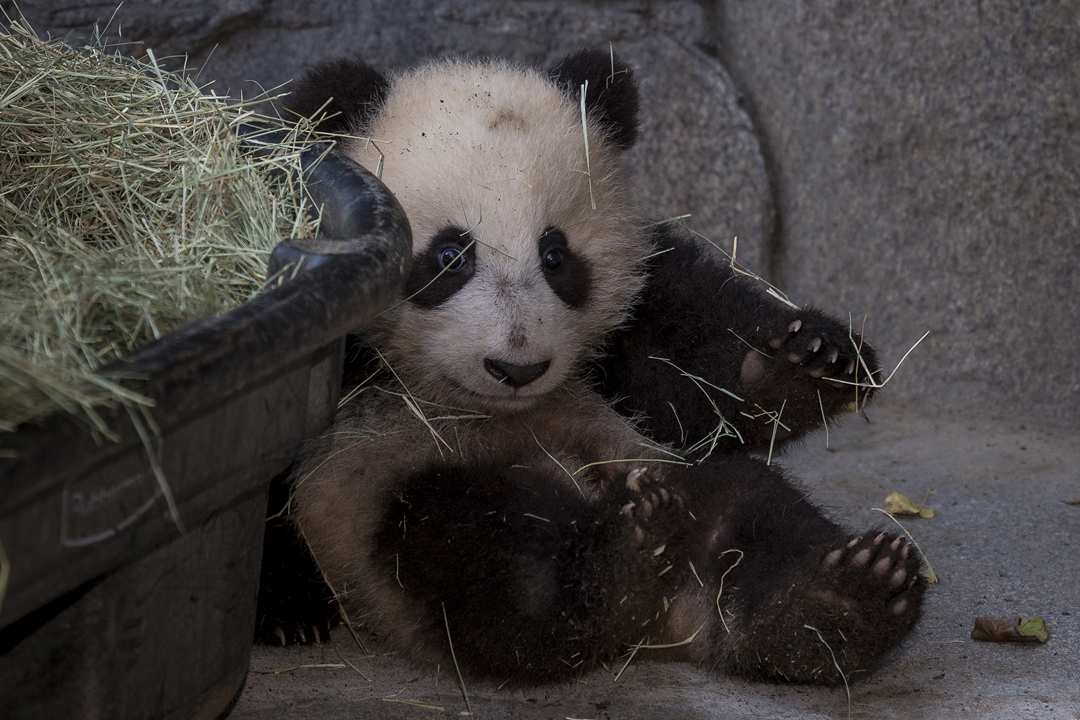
xmin=813 ymin=532 xmax=925 ymax=611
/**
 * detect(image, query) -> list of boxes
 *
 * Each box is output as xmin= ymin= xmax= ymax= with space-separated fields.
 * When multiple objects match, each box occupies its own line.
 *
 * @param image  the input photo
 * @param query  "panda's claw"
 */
xmin=625 ymin=467 xmax=648 ymax=492
xmin=764 ymin=314 xmax=873 ymax=389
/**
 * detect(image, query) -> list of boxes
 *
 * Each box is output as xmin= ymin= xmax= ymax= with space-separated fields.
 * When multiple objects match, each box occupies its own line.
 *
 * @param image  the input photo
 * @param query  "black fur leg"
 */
xmin=254 ymin=472 xmax=339 ymax=646
xmin=374 ymin=463 xmax=688 ymax=685
xmin=595 ymin=226 xmax=880 ymax=453
xmin=724 ymin=531 xmax=926 ymax=684
xmin=660 ymin=460 xmax=923 ymax=685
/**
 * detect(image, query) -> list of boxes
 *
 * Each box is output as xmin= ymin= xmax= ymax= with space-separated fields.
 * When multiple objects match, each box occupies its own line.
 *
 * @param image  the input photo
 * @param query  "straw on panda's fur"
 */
xmin=0 ymin=20 xmax=326 ymax=442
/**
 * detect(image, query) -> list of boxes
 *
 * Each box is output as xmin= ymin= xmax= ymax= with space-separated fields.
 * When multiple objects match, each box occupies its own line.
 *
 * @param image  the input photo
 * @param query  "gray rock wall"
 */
xmin=7 ymin=0 xmax=1077 ymax=427
xmin=710 ymin=0 xmax=1080 ymax=426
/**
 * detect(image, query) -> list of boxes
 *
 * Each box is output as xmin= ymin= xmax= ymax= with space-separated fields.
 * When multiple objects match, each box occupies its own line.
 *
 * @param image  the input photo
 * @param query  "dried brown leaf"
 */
xmin=971 ymin=616 xmax=1049 ymax=643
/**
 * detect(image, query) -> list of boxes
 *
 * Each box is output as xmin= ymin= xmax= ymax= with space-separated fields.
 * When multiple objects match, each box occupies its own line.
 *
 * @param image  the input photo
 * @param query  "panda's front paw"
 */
xmin=753 ymin=316 xmax=877 ymax=388
xmin=611 ymin=468 xmax=686 ymax=561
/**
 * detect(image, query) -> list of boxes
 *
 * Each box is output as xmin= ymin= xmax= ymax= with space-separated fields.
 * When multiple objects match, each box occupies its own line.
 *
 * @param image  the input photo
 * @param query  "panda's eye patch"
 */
xmin=538 ymin=227 xmax=590 ymax=309
xmin=404 ymin=226 xmax=476 ymax=308
xmin=439 ymin=246 xmax=467 ymax=271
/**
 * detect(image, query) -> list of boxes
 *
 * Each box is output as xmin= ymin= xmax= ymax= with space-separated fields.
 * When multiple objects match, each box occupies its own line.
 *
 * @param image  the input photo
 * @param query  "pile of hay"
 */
xmin=0 ymin=21 xmax=322 ymax=440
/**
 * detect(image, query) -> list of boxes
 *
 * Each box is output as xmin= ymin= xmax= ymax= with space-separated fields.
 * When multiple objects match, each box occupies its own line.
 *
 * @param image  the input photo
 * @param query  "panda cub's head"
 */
xmin=287 ymin=51 xmax=647 ymax=412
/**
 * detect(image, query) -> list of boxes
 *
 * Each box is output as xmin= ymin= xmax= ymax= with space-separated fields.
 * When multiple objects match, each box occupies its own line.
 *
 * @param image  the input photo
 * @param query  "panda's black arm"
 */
xmin=594 ymin=226 xmax=879 ymax=454
xmin=373 ymin=463 xmax=685 ymax=685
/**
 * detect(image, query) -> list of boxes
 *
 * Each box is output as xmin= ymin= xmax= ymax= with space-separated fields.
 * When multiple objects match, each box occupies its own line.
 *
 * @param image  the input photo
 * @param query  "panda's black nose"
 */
xmin=484 ymin=358 xmax=551 ymax=388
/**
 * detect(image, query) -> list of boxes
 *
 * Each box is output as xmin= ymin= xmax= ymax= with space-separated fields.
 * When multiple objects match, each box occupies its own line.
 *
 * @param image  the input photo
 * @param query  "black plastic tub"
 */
xmin=0 ymin=146 xmax=410 ymax=720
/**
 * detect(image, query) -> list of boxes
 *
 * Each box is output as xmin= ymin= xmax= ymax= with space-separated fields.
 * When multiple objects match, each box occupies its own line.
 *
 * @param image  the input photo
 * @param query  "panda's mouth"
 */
xmin=441 ymin=372 xmax=556 ymax=412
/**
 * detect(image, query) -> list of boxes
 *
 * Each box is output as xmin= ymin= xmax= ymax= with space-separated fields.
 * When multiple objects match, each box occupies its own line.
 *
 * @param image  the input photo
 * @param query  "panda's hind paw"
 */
xmin=744 ymin=531 xmax=926 ymax=684
xmin=254 ymin=583 xmax=339 ymax=647
xmin=255 ymin=615 xmax=333 ymax=646
xmin=785 ymin=532 xmax=926 ymax=680
xmin=813 ymin=532 xmax=925 ymax=619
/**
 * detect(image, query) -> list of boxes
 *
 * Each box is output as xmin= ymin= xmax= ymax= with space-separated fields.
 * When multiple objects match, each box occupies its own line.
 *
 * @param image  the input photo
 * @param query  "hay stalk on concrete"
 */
xmin=803 ymin=624 xmax=851 ymax=719
xmin=442 ymin=602 xmax=472 ymax=716
xmin=0 ymin=20 xmax=322 ymax=438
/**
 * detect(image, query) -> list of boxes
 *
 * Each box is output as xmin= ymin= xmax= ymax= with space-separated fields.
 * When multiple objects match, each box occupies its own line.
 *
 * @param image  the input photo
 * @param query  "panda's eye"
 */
xmin=537 ymin=226 xmax=591 ymax=309
xmin=403 ymin=226 xmax=475 ymax=308
xmin=543 ymin=247 xmax=564 ymax=271
xmin=439 ymin=246 xmax=467 ymax=271
xmin=539 ymin=228 xmax=568 ymax=275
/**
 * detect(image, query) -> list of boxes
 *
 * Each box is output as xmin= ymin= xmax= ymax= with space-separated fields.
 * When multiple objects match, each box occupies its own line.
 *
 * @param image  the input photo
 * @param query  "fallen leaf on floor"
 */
xmin=970 ymin=616 xmax=1049 ymax=643
xmin=883 ymin=490 xmax=935 ymax=518
xmin=1019 ymin=616 xmax=1050 ymax=642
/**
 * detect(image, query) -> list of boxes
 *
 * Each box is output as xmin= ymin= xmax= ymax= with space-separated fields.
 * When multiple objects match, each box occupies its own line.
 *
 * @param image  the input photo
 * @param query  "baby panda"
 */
xmin=258 ymin=49 xmax=926 ymax=687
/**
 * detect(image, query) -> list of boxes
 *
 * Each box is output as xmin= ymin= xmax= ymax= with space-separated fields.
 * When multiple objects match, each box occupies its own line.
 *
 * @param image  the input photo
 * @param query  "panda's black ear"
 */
xmin=548 ymin=49 xmax=639 ymax=151
xmin=281 ymin=57 xmax=390 ymax=134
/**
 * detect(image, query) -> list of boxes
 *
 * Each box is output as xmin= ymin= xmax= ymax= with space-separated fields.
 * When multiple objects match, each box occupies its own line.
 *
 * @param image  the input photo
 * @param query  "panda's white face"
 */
xmin=345 ymin=60 xmax=647 ymax=413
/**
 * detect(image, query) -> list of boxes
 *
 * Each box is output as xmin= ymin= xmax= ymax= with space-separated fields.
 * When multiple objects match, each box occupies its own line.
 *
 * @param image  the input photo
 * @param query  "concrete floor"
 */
xmin=231 ymin=399 xmax=1080 ymax=719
